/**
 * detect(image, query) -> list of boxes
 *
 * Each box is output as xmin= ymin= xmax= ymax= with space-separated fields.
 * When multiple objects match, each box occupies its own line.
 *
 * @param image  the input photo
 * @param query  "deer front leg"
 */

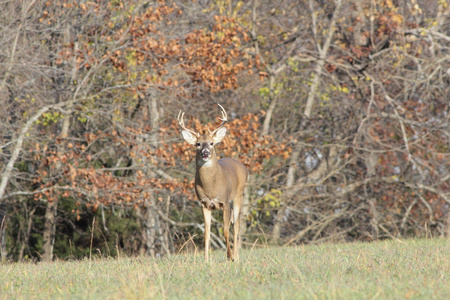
xmin=223 ymin=204 xmax=233 ymax=260
xmin=202 ymin=206 xmax=212 ymax=262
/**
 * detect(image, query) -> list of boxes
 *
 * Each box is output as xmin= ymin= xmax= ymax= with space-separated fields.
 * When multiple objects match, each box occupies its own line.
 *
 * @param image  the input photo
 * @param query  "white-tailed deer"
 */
xmin=178 ymin=104 xmax=247 ymax=261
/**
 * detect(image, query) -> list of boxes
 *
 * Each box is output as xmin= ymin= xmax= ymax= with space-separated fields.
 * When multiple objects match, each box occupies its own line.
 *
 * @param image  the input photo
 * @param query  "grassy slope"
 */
xmin=1 ymin=238 xmax=450 ymax=299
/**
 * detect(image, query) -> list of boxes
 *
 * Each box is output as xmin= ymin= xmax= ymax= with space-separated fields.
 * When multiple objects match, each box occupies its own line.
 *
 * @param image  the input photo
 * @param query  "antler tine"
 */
xmin=211 ymin=104 xmax=228 ymax=135
xmin=177 ymin=110 xmax=184 ymax=126
xmin=217 ymin=103 xmax=227 ymax=122
xmin=178 ymin=110 xmax=199 ymax=137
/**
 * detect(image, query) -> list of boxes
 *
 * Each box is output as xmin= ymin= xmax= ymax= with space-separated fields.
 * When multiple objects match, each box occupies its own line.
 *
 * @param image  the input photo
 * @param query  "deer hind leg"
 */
xmin=223 ymin=204 xmax=233 ymax=260
xmin=202 ymin=206 xmax=212 ymax=262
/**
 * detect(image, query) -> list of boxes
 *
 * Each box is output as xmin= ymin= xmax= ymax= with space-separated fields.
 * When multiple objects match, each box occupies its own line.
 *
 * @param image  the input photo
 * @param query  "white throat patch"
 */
xmin=198 ymin=159 xmax=213 ymax=167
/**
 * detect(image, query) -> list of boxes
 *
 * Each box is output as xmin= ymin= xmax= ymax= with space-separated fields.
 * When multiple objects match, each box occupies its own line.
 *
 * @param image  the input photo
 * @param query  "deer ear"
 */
xmin=181 ymin=130 xmax=197 ymax=145
xmin=212 ymin=127 xmax=227 ymax=144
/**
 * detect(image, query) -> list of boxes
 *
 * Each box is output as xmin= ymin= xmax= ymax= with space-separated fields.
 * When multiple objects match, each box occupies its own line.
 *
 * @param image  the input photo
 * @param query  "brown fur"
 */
xmin=179 ymin=106 xmax=247 ymax=261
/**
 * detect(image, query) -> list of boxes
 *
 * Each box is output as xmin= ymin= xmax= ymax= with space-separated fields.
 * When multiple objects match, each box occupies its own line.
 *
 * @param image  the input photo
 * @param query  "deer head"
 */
xmin=178 ymin=104 xmax=227 ymax=166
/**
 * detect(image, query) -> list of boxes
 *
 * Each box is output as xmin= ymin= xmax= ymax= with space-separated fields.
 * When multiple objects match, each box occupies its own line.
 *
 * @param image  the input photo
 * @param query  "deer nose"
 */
xmin=201 ymin=148 xmax=210 ymax=160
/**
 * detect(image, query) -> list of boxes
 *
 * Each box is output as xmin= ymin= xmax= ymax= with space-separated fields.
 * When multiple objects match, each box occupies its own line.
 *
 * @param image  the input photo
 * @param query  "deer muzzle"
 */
xmin=201 ymin=148 xmax=211 ymax=161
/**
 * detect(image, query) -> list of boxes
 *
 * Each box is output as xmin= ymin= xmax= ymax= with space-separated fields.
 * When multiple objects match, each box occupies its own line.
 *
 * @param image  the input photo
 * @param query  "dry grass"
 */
xmin=1 ymin=238 xmax=450 ymax=299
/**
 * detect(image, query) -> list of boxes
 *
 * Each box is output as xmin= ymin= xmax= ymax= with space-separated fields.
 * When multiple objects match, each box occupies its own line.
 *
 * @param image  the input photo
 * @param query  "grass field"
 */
xmin=1 ymin=238 xmax=450 ymax=299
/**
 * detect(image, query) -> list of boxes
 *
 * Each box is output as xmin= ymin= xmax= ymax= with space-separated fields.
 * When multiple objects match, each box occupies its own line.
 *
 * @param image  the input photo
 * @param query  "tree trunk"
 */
xmin=240 ymin=174 xmax=252 ymax=238
xmin=42 ymin=199 xmax=57 ymax=261
xmin=19 ymin=207 xmax=35 ymax=262
xmin=42 ymin=115 xmax=71 ymax=262
xmin=446 ymin=210 xmax=450 ymax=239
xmin=0 ymin=203 xmax=7 ymax=261
xmin=139 ymin=199 xmax=158 ymax=257
xmin=136 ymin=91 xmax=167 ymax=256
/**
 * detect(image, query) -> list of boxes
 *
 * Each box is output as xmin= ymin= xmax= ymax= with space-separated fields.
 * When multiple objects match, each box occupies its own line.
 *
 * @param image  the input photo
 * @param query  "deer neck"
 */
xmin=196 ymin=152 xmax=221 ymax=185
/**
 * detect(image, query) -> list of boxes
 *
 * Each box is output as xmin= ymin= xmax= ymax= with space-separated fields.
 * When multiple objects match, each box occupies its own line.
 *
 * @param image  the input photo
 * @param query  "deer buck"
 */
xmin=178 ymin=104 xmax=248 ymax=261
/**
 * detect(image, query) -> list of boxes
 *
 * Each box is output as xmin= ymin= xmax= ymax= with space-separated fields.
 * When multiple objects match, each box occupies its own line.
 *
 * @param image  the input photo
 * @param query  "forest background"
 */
xmin=0 ymin=0 xmax=448 ymax=262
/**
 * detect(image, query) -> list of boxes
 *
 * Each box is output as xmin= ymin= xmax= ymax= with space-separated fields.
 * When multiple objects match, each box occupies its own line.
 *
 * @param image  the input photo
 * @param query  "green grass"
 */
xmin=1 ymin=238 xmax=450 ymax=299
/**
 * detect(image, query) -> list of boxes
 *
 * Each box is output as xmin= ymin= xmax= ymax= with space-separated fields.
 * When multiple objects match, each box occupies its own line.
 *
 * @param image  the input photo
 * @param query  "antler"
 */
xmin=210 ymin=104 xmax=228 ymax=135
xmin=177 ymin=110 xmax=199 ymax=137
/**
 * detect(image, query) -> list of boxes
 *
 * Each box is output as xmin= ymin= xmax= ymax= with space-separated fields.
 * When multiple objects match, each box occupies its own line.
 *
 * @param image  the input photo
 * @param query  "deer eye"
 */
xmin=210 ymin=142 xmax=214 ymax=146
xmin=196 ymin=143 xmax=201 ymax=147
